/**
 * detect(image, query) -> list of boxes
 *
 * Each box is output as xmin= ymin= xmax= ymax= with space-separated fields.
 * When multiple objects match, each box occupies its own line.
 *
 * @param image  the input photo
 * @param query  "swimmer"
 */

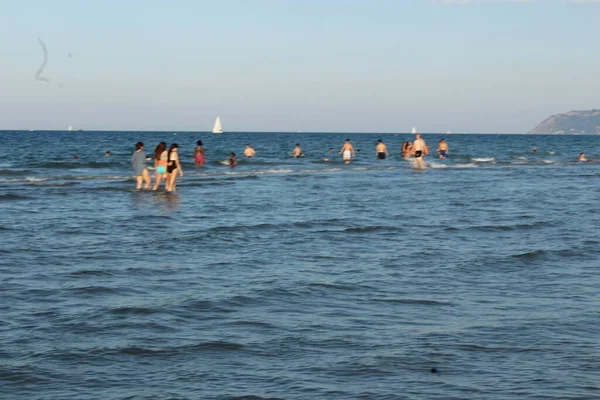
xmin=437 ymin=139 xmax=449 ymax=159
xmin=229 ymin=152 xmax=237 ymax=167
xmin=376 ymin=139 xmax=389 ymax=160
xmin=152 ymin=142 xmax=168 ymax=190
xmin=328 ymin=148 xmax=334 ymax=153
xmin=105 ymin=151 xmax=111 ymax=156
xmin=412 ymin=133 xmax=428 ymax=170
xmin=244 ymin=144 xmax=256 ymax=158
xmin=166 ymin=143 xmax=183 ymax=192
xmin=72 ymin=154 xmax=78 ymax=160
xmin=194 ymin=140 xmax=205 ymax=166
xmin=532 ymin=146 xmax=537 ymax=153
xmin=579 ymin=152 xmax=587 ymax=162
xmin=131 ymin=142 xmax=151 ymax=189
xmin=339 ymin=139 xmax=355 ymax=164
xmin=291 ymin=143 xmax=304 ymax=158
xmin=401 ymin=141 xmax=413 ymax=159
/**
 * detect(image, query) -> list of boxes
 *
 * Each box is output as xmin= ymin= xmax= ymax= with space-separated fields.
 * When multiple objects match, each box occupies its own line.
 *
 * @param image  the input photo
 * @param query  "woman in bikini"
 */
xmin=152 ymin=142 xmax=168 ymax=190
xmin=166 ymin=143 xmax=184 ymax=192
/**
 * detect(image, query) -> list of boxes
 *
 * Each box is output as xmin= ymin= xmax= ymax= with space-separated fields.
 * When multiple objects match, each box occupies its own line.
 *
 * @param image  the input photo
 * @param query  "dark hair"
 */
xmin=346 ymin=138 xmax=350 ymax=141
xmin=230 ymin=152 xmax=236 ymax=157
xmin=168 ymin=143 xmax=178 ymax=160
xmin=296 ymin=143 xmax=300 ymax=146
xmin=378 ymin=139 xmax=382 ymax=142
xmin=197 ymin=140 xmax=203 ymax=146
xmin=154 ymin=142 xmax=166 ymax=160
xmin=136 ymin=142 xmax=144 ymax=150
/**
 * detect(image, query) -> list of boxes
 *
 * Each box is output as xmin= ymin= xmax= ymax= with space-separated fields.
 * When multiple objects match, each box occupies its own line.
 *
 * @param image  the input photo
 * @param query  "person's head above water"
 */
xmin=378 ymin=139 xmax=382 ymax=143
xmin=196 ymin=140 xmax=203 ymax=146
xmin=416 ymin=134 xmax=422 ymax=139
xmin=135 ymin=142 xmax=144 ymax=150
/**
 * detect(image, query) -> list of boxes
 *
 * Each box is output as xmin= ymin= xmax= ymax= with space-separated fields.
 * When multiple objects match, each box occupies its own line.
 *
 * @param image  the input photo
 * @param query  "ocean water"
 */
xmin=1 ymin=131 xmax=599 ymax=400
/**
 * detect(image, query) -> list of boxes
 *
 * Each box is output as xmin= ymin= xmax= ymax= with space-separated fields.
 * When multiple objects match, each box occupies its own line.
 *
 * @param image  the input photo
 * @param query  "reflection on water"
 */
xmin=152 ymin=191 xmax=180 ymax=212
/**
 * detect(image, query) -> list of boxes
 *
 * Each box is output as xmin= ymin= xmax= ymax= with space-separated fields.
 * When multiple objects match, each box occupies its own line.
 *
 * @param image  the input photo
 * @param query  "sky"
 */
xmin=0 ymin=0 xmax=599 ymax=133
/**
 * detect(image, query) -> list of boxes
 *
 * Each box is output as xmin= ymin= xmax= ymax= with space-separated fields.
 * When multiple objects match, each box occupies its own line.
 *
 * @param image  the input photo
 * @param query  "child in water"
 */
xmin=194 ymin=140 xmax=205 ymax=166
xmin=229 ymin=152 xmax=237 ymax=168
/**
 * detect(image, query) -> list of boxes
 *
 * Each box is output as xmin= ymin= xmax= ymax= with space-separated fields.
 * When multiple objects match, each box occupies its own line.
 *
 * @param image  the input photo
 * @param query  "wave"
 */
xmin=0 ymin=194 xmax=34 ymax=201
xmin=0 ymin=169 xmax=34 ymax=176
xmin=471 ymin=157 xmax=495 ymax=162
xmin=33 ymin=161 xmax=114 ymax=169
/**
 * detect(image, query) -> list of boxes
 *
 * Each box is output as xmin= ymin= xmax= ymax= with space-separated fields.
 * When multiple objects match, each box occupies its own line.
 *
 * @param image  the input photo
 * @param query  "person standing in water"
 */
xmin=401 ymin=141 xmax=412 ymax=159
xmin=244 ymin=144 xmax=256 ymax=158
xmin=412 ymin=134 xmax=428 ymax=170
xmin=340 ymin=139 xmax=355 ymax=164
xmin=376 ymin=139 xmax=389 ymax=160
xmin=291 ymin=144 xmax=304 ymax=158
xmin=194 ymin=140 xmax=205 ymax=166
xmin=166 ymin=144 xmax=183 ymax=192
xmin=229 ymin=152 xmax=237 ymax=167
xmin=437 ymin=139 xmax=449 ymax=159
xmin=132 ymin=142 xmax=151 ymax=189
xmin=152 ymin=142 xmax=168 ymax=190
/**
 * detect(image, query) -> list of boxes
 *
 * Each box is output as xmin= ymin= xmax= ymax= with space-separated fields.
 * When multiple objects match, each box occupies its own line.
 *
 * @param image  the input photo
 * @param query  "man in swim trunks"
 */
xmin=132 ymin=142 xmax=151 ymax=189
xmin=244 ymin=144 xmax=256 ymax=158
xmin=412 ymin=134 xmax=428 ymax=170
xmin=339 ymin=139 xmax=355 ymax=164
xmin=376 ymin=139 xmax=389 ymax=160
xmin=437 ymin=139 xmax=449 ymax=158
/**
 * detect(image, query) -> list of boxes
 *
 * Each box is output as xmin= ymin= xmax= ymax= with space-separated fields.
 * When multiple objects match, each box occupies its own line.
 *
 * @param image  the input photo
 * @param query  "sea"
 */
xmin=1 ymin=130 xmax=599 ymax=400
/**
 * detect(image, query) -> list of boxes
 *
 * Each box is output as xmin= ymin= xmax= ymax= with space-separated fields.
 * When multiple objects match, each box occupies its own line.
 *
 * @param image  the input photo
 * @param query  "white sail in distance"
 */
xmin=212 ymin=117 xmax=223 ymax=134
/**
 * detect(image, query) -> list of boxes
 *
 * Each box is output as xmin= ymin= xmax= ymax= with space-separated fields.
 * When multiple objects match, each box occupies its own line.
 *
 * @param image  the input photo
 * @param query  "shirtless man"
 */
xmin=244 ymin=144 xmax=256 ymax=158
xmin=376 ymin=139 xmax=389 ymax=160
xmin=437 ymin=139 xmax=449 ymax=159
xmin=291 ymin=143 xmax=304 ymax=158
xmin=579 ymin=152 xmax=587 ymax=162
xmin=340 ymin=139 xmax=355 ymax=164
xmin=412 ymin=133 xmax=428 ymax=170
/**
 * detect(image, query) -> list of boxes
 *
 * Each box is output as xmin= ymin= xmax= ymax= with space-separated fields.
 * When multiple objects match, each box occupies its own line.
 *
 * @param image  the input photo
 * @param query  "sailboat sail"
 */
xmin=411 ymin=127 xmax=417 ymax=134
xmin=212 ymin=117 xmax=223 ymax=134
xmin=68 ymin=125 xmax=73 ymax=131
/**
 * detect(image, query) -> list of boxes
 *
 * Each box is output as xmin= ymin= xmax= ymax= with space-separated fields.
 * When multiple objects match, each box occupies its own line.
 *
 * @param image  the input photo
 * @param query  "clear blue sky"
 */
xmin=1 ymin=0 xmax=599 ymax=132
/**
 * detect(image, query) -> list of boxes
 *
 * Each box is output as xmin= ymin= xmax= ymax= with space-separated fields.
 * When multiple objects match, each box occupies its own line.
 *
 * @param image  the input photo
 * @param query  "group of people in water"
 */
xmin=131 ymin=134 xmax=451 ymax=190
xmin=131 ymin=141 xmax=183 ymax=191
xmin=130 ymin=134 xmax=592 ymax=191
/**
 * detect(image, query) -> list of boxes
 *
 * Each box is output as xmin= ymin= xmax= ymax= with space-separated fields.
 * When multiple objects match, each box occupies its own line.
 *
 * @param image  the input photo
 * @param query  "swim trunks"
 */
xmin=156 ymin=166 xmax=166 ymax=174
xmin=414 ymin=150 xmax=423 ymax=158
xmin=343 ymin=150 xmax=352 ymax=161
xmin=439 ymin=150 xmax=447 ymax=157
xmin=377 ymin=152 xmax=386 ymax=160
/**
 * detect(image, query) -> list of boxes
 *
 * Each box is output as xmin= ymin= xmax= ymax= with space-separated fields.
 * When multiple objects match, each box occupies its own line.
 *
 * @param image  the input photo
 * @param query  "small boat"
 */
xmin=68 ymin=125 xmax=73 ymax=131
xmin=212 ymin=117 xmax=223 ymax=134
xmin=412 ymin=127 xmax=417 ymax=134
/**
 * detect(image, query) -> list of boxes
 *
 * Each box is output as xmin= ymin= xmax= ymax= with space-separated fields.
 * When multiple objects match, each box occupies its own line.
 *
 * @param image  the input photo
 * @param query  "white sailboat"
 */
xmin=68 ymin=125 xmax=73 ymax=131
xmin=212 ymin=117 xmax=223 ymax=134
xmin=411 ymin=127 xmax=417 ymax=134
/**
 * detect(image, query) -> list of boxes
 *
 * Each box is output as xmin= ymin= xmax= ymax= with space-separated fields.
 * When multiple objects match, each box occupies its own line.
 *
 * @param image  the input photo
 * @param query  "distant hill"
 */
xmin=528 ymin=109 xmax=600 ymax=134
